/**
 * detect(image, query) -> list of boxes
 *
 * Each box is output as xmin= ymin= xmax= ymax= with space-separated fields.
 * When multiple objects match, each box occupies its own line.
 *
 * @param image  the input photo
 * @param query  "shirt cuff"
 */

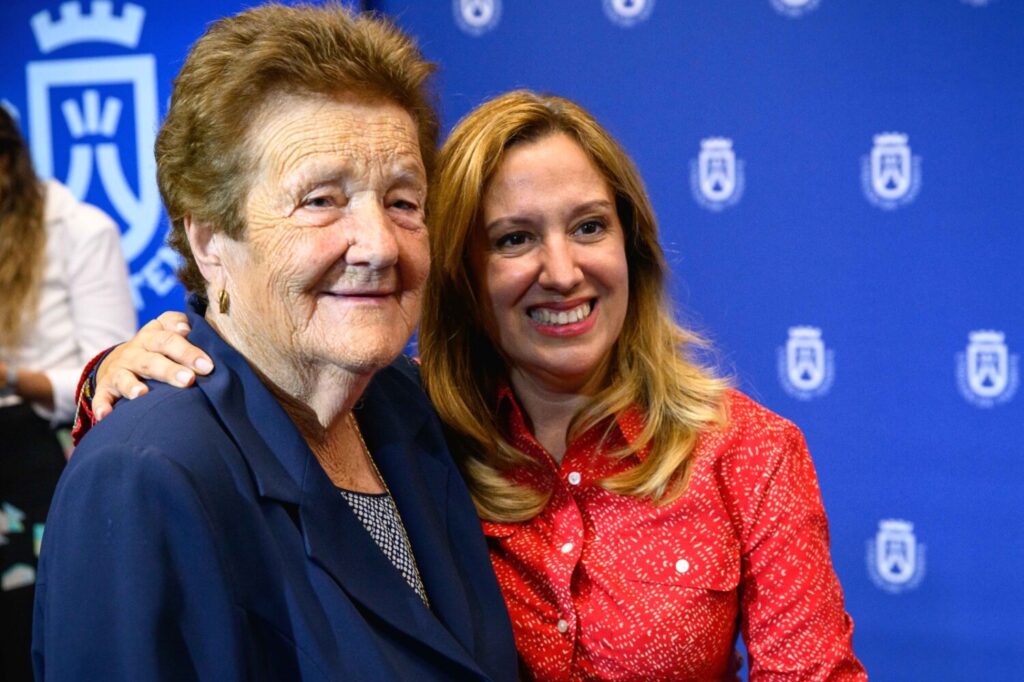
xmin=70 ymin=345 xmax=119 ymax=445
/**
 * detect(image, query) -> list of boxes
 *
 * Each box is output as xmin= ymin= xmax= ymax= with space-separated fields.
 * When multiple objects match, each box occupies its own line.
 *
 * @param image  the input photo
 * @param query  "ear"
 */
xmin=184 ymin=215 xmax=224 ymax=287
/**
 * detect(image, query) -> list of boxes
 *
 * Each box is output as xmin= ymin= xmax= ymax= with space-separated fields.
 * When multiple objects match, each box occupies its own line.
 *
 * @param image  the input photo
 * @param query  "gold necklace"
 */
xmin=348 ymin=412 xmax=430 ymax=609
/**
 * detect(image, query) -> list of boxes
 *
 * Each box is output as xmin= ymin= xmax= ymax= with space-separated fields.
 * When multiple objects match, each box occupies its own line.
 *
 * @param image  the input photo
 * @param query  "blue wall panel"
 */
xmin=1 ymin=1 xmax=1020 ymax=678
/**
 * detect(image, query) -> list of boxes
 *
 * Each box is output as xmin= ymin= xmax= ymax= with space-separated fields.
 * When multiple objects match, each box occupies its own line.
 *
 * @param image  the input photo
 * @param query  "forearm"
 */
xmin=1 ymin=362 xmax=54 ymax=410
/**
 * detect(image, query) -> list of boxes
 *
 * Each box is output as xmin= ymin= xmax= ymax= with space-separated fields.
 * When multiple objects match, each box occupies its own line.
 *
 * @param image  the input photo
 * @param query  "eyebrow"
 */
xmin=484 ymin=198 xmax=615 ymax=233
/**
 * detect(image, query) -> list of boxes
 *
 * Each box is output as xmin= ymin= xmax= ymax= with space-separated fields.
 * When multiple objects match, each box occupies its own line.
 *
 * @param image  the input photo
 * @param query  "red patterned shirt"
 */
xmin=483 ymin=388 xmax=866 ymax=681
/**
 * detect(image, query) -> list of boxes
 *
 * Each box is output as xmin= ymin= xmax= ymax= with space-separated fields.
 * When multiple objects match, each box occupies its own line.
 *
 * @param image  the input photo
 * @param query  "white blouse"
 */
xmin=1 ymin=180 xmax=137 ymax=424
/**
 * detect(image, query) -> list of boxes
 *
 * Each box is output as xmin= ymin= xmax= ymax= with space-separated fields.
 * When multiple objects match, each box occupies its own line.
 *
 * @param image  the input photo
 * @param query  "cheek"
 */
xmin=271 ymin=230 xmax=346 ymax=288
xmin=403 ymin=231 xmax=431 ymax=290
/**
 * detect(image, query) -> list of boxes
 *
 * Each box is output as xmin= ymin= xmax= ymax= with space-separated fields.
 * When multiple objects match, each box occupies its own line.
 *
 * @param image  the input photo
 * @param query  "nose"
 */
xmin=345 ymin=196 xmax=398 ymax=269
xmin=537 ymin=237 xmax=583 ymax=293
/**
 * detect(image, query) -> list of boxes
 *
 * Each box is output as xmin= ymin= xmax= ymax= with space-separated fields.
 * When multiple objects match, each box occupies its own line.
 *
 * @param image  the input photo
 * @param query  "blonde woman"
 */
xmin=0 ymin=106 xmax=135 ymax=680
xmin=77 ymin=91 xmax=864 ymax=680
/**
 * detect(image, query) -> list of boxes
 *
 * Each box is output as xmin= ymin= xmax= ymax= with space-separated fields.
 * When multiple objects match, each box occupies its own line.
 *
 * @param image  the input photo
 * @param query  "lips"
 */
xmin=528 ymin=300 xmax=594 ymax=326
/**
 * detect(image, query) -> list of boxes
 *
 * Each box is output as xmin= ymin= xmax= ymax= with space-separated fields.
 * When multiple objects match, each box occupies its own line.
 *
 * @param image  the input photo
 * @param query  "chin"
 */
xmin=329 ymin=341 xmax=406 ymax=375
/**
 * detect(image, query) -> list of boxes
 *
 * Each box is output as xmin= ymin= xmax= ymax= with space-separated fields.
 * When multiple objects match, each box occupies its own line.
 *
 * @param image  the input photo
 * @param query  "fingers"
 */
xmin=92 ymin=312 xmax=215 ymax=422
xmin=128 ymin=342 xmax=198 ymax=387
xmin=93 ymin=369 xmax=148 ymax=422
xmin=156 ymin=310 xmax=191 ymax=335
xmin=141 ymin=326 xmax=213 ymax=376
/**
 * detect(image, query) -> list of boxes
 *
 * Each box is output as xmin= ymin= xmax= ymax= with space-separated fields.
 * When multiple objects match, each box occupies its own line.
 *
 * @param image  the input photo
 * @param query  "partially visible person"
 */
xmin=420 ymin=91 xmax=866 ymax=680
xmin=71 ymin=91 xmax=866 ymax=680
xmin=32 ymin=4 xmax=515 ymax=681
xmin=0 ymin=106 xmax=136 ymax=681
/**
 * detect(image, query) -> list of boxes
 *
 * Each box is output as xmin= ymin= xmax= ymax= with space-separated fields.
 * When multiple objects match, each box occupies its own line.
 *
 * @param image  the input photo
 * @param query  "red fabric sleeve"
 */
xmin=70 ymin=346 xmax=116 ymax=445
xmin=738 ymin=423 xmax=866 ymax=680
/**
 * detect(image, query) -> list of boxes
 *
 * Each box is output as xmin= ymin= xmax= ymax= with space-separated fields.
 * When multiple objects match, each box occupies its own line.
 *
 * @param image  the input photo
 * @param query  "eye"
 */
xmin=389 ymin=198 xmax=420 ymax=212
xmin=574 ymin=219 xmax=606 ymax=238
xmin=301 ymin=190 xmax=344 ymax=210
xmin=305 ymin=196 xmax=334 ymax=209
xmin=494 ymin=231 xmax=532 ymax=250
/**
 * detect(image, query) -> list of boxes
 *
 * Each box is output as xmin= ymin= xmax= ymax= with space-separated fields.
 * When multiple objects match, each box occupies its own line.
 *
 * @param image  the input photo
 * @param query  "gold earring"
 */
xmin=217 ymin=288 xmax=230 ymax=315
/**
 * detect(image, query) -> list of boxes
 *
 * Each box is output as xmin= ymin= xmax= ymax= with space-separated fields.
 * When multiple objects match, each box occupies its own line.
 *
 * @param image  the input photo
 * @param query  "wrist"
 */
xmin=0 ymin=363 xmax=17 ymax=397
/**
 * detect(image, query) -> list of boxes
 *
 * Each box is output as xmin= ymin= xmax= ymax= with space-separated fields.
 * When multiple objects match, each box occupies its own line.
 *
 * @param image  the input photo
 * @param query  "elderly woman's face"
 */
xmin=219 ymin=94 xmax=429 ymax=375
xmin=473 ymin=132 xmax=629 ymax=393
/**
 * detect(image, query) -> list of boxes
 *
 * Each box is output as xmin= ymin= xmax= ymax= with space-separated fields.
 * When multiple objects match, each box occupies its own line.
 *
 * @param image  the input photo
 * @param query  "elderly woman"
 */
xmin=77 ymin=92 xmax=866 ymax=679
xmin=31 ymin=5 xmax=516 ymax=680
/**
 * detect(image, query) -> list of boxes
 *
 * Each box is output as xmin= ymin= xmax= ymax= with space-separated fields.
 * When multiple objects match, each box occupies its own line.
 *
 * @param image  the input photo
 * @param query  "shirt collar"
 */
xmin=495 ymin=383 xmax=649 ymax=463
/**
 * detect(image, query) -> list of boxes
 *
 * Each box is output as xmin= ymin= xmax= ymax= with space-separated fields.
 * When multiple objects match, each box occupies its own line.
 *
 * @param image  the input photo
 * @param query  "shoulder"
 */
xmin=692 ymin=391 xmax=825 ymax=544
xmin=720 ymin=389 xmax=804 ymax=444
xmin=43 ymin=180 xmax=118 ymax=240
xmin=73 ymin=381 xmax=236 ymax=482
xmin=695 ymin=389 xmax=809 ymax=480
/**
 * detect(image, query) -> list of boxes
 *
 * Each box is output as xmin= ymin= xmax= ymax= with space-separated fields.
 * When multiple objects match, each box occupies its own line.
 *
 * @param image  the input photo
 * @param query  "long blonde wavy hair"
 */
xmin=0 ymin=107 xmax=46 ymax=353
xmin=419 ymin=91 xmax=729 ymax=523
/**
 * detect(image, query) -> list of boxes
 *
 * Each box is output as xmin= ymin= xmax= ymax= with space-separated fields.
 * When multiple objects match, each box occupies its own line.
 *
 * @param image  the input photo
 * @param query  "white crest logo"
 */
xmin=454 ymin=0 xmax=501 ymax=36
xmin=0 ymin=100 xmax=19 ymax=122
xmin=770 ymin=0 xmax=821 ymax=18
xmin=957 ymin=330 xmax=1019 ymax=407
xmin=27 ymin=2 xmax=179 ymax=309
xmin=603 ymin=0 xmax=655 ymax=27
xmin=867 ymin=519 xmax=926 ymax=593
xmin=777 ymin=326 xmax=834 ymax=400
xmin=689 ymin=137 xmax=745 ymax=211
xmin=861 ymin=132 xmax=921 ymax=210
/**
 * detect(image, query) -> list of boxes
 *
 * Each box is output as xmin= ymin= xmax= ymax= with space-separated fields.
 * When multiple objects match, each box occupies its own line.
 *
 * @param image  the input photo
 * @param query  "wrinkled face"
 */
xmin=218 ymin=94 xmax=429 ymax=376
xmin=473 ymin=132 xmax=629 ymax=393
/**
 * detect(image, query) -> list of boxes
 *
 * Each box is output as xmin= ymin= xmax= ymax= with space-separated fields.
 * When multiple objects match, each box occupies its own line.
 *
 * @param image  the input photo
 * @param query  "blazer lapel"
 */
xmin=187 ymin=310 xmax=483 ymax=677
xmin=355 ymin=368 xmax=478 ymax=655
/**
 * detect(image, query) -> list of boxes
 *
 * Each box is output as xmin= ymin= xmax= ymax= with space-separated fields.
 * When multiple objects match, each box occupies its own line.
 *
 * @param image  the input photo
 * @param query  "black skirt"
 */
xmin=0 ymin=403 xmax=66 ymax=682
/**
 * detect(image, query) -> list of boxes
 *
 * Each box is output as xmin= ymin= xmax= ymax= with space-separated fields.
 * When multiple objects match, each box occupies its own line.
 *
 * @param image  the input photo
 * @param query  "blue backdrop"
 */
xmin=1 ymin=1 xmax=1020 ymax=678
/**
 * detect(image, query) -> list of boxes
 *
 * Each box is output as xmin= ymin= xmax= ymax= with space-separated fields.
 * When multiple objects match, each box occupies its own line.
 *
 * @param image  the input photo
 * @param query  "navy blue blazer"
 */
xmin=32 ymin=308 xmax=517 ymax=680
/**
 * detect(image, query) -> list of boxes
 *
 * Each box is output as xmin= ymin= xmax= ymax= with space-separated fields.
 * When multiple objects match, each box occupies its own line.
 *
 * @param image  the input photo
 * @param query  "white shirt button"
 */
xmin=567 ymin=471 xmax=582 ymax=485
xmin=560 ymin=542 xmax=574 ymax=554
xmin=556 ymin=619 xmax=569 ymax=633
xmin=675 ymin=559 xmax=690 ymax=574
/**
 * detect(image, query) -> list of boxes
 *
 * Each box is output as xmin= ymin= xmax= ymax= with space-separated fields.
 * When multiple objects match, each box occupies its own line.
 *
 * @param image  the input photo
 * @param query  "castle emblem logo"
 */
xmin=957 ymin=330 xmax=1019 ymax=407
xmin=770 ymin=0 xmax=821 ymax=18
xmin=867 ymin=519 xmax=926 ymax=594
xmin=454 ymin=0 xmax=501 ymax=36
xmin=861 ymin=132 xmax=921 ymax=210
xmin=603 ymin=0 xmax=655 ymax=27
xmin=689 ymin=137 xmax=745 ymax=211
xmin=25 ymin=2 xmax=181 ymax=309
xmin=28 ymin=2 xmax=159 ymax=264
xmin=777 ymin=326 xmax=834 ymax=400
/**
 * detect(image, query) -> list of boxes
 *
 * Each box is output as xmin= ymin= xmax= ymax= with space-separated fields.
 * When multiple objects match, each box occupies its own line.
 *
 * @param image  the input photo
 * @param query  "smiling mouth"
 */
xmin=528 ymin=300 xmax=594 ymax=326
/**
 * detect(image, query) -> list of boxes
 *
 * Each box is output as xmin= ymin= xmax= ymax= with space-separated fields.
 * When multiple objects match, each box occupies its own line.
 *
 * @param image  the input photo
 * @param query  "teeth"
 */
xmin=530 ymin=302 xmax=592 ymax=326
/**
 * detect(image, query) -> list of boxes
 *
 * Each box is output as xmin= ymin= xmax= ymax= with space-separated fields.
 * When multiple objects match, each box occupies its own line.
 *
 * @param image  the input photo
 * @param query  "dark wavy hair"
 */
xmin=0 ymin=107 xmax=46 ymax=351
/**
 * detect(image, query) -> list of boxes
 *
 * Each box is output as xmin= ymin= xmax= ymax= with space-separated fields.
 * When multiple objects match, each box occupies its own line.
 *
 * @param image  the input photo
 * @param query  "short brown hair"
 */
xmin=419 ymin=91 xmax=727 ymax=522
xmin=157 ymin=2 xmax=439 ymax=298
